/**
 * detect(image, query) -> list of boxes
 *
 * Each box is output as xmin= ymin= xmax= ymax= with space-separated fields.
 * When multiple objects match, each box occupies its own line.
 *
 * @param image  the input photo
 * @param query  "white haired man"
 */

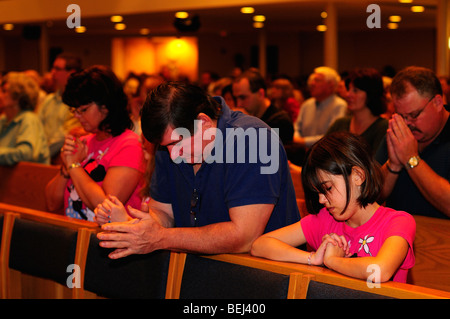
xmin=293 ymin=66 xmax=347 ymax=149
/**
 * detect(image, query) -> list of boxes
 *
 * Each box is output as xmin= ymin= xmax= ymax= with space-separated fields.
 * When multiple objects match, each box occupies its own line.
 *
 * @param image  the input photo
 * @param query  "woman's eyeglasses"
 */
xmin=69 ymin=103 xmax=94 ymax=116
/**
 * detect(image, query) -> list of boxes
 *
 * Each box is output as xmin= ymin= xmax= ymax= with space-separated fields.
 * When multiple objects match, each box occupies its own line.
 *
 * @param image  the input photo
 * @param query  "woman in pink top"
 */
xmin=252 ymin=131 xmax=415 ymax=283
xmin=45 ymin=66 xmax=145 ymax=224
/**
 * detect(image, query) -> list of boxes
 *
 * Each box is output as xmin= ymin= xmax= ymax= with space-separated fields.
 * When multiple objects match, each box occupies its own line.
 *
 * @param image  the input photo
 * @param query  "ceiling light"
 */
xmin=389 ymin=15 xmax=402 ymax=23
xmin=411 ymin=6 xmax=425 ymax=12
xmin=110 ymin=15 xmax=123 ymax=23
xmin=253 ymin=22 xmax=264 ymax=29
xmin=115 ymin=23 xmax=126 ymax=31
xmin=75 ymin=26 xmax=86 ymax=33
xmin=241 ymin=7 xmax=255 ymax=14
xmin=321 ymin=11 xmax=328 ymax=19
xmin=399 ymin=0 xmax=413 ymax=3
xmin=387 ymin=23 xmax=399 ymax=29
xmin=140 ymin=28 xmax=150 ymax=35
xmin=175 ymin=11 xmax=189 ymax=19
xmin=316 ymin=25 xmax=327 ymax=32
xmin=3 ymin=23 xmax=14 ymax=31
xmin=253 ymin=15 xmax=266 ymax=22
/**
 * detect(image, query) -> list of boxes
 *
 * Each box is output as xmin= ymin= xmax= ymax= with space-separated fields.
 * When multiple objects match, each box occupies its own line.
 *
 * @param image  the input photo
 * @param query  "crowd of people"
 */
xmin=1 ymin=52 xmax=449 ymax=283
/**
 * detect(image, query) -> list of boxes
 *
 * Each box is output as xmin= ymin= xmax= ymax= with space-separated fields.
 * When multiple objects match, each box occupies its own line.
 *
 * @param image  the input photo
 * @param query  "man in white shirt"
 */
xmin=37 ymin=53 xmax=83 ymax=159
xmin=294 ymin=66 xmax=347 ymax=148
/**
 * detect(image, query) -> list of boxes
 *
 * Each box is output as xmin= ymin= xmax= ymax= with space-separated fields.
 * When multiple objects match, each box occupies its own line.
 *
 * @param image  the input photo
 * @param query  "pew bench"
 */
xmin=1 ymin=209 xmax=450 ymax=299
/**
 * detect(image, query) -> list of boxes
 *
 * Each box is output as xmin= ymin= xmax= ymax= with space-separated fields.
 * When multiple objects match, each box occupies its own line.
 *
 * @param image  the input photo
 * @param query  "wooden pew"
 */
xmin=0 ymin=209 xmax=98 ymax=299
xmin=289 ymin=163 xmax=304 ymax=199
xmin=169 ymin=252 xmax=304 ymax=299
xmin=83 ymin=232 xmax=174 ymax=299
xmin=201 ymin=253 xmax=450 ymax=299
xmin=0 ymin=162 xmax=62 ymax=214
xmin=1 ymin=207 xmax=450 ymax=299
xmin=0 ymin=208 xmax=182 ymax=299
xmin=407 ymin=215 xmax=450 ymax=292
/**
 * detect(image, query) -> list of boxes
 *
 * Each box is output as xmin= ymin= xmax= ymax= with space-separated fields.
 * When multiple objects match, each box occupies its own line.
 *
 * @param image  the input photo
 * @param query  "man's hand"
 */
xmin=97 ymin=206 xmax=164 ymax=259
xmin=387 ymin=114 xmax=419 ymax=167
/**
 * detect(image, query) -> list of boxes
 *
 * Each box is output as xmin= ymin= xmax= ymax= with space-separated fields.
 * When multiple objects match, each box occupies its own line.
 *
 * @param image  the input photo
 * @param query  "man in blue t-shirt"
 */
xmin=376 ymin=66 xmax=450 ymax=219
xmin=98 ymin=82 xmax=300 ymax=258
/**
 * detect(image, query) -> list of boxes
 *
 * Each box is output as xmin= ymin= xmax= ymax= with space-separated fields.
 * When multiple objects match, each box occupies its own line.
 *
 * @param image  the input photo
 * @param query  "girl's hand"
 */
xmin=94 ymin=195 xmax=131 ymax=226
xmin=309 ymin=233 xmax=343 ymax=265
xmin=322 ymin=233 xmax=353 ymax=267
xmin=311 ymin=233 xmax=350 ymax=266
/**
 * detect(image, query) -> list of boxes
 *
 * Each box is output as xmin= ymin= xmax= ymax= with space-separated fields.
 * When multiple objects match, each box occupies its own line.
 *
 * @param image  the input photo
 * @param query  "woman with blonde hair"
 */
xmin=0 ymin=72 xmax=49 ymax=165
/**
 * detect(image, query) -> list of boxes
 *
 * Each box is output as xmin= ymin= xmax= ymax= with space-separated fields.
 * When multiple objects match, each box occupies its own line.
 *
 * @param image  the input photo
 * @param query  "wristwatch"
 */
xmin=406 ymin=155 xmax=420 ymax=169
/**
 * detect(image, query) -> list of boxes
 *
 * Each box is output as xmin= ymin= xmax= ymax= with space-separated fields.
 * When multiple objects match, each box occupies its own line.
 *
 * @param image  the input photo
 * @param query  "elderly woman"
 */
xmin=45 ymin=65 xmax=145 ymax=223
xmin=0 ymin=72 xmax=50 ymax=165
xmin=326 ymin=68 xmax=388 ymax=153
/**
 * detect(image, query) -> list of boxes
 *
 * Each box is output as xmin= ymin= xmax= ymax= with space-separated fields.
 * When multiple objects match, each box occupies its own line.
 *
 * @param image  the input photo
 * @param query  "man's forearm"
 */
xmin=158 ymin=221 xmax=255 ymax=254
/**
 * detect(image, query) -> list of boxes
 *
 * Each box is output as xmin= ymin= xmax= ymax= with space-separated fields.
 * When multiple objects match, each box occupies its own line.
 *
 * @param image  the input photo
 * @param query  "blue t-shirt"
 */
xmin=375 ymin=116 xmax=450 ymax=219
xmin=150 ymin=99 xmax=300 ymax=232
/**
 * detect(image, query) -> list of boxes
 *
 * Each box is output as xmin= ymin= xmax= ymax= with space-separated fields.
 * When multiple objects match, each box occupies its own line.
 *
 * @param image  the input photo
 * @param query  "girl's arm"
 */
xmin=251 ymin=221 xmax=339 ymax=266
xmin=323 ymin=235 xmax=409 ymax=282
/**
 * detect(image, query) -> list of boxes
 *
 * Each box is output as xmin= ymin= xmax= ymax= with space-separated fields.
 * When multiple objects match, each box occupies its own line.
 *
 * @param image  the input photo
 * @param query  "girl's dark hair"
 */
xmin=346 ymin=68 xmax=386 ymax=116
xmin=301 ymin=131 xmax=383 ymax=215
xmin=141 ymin=81 xmax=222 ymax=144
xmin=62 ymin=65 xmax=132 ymax=136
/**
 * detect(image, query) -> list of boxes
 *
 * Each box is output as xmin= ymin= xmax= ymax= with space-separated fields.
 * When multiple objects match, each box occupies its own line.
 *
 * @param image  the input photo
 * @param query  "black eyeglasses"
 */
xmin=69 ymin=103 xmax=94 ymax=116
xmin=399 ymin=95 xmax=435 ymax=122
xmin=190 ymin=189 xmax=199 ymax=226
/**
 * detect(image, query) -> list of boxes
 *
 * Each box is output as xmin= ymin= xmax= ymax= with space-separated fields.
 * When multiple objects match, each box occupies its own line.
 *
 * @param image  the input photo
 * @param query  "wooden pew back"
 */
xmin=201 ymin=253 xmax=450 ymax=299
xmin=0 ymin=162 xmax=62 ymax=214
xmin=174 ymin=253 xmax=297 ymax=299
xmin=408 ymin=215 xmax=450 ymax=291
xmin=0 ymin=209 xmax=97 ymax=298
xmin=289 ymin=164 xmax=304 ymax=199
xmin=1 ymin=209 xmax=450 ymax=299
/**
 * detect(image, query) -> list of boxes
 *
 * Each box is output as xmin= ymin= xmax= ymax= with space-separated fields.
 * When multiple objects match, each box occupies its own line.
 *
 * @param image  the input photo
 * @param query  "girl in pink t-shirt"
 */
xmin=252 ymin=131 xmax=415 ymax=283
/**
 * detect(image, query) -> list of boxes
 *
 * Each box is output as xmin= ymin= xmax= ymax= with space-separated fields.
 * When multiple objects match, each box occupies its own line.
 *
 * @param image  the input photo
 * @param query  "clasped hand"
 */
xmin=94 ymin=194 xmax=131 ymax=225
xmin=60 ymin=134 xmax=88 ymax=167
xmin=96 ymin=203 xmax=164 ymax=259
xmin=386 ymin=114 xmax=419 ymax=168
xmin=309 ymin=233 xmax=351 ymax=266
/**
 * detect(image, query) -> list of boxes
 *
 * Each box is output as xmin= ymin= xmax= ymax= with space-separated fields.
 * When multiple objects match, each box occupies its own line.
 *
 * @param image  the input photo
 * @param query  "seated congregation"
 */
xmin=0 ymin=62 xmax=449 ymax=299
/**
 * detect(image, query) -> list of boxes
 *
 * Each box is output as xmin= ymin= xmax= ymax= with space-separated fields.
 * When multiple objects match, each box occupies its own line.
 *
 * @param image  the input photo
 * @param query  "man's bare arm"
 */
xmin=98 ymin=203 xmax=274 ymax=258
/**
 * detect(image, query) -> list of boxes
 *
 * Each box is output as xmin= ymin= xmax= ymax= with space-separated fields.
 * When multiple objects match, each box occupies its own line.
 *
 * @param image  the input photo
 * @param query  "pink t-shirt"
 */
xmin=301 ymin=206 xmax=416 ymax=282
xmin=64 ymin=129 xmax=145 ymax=221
